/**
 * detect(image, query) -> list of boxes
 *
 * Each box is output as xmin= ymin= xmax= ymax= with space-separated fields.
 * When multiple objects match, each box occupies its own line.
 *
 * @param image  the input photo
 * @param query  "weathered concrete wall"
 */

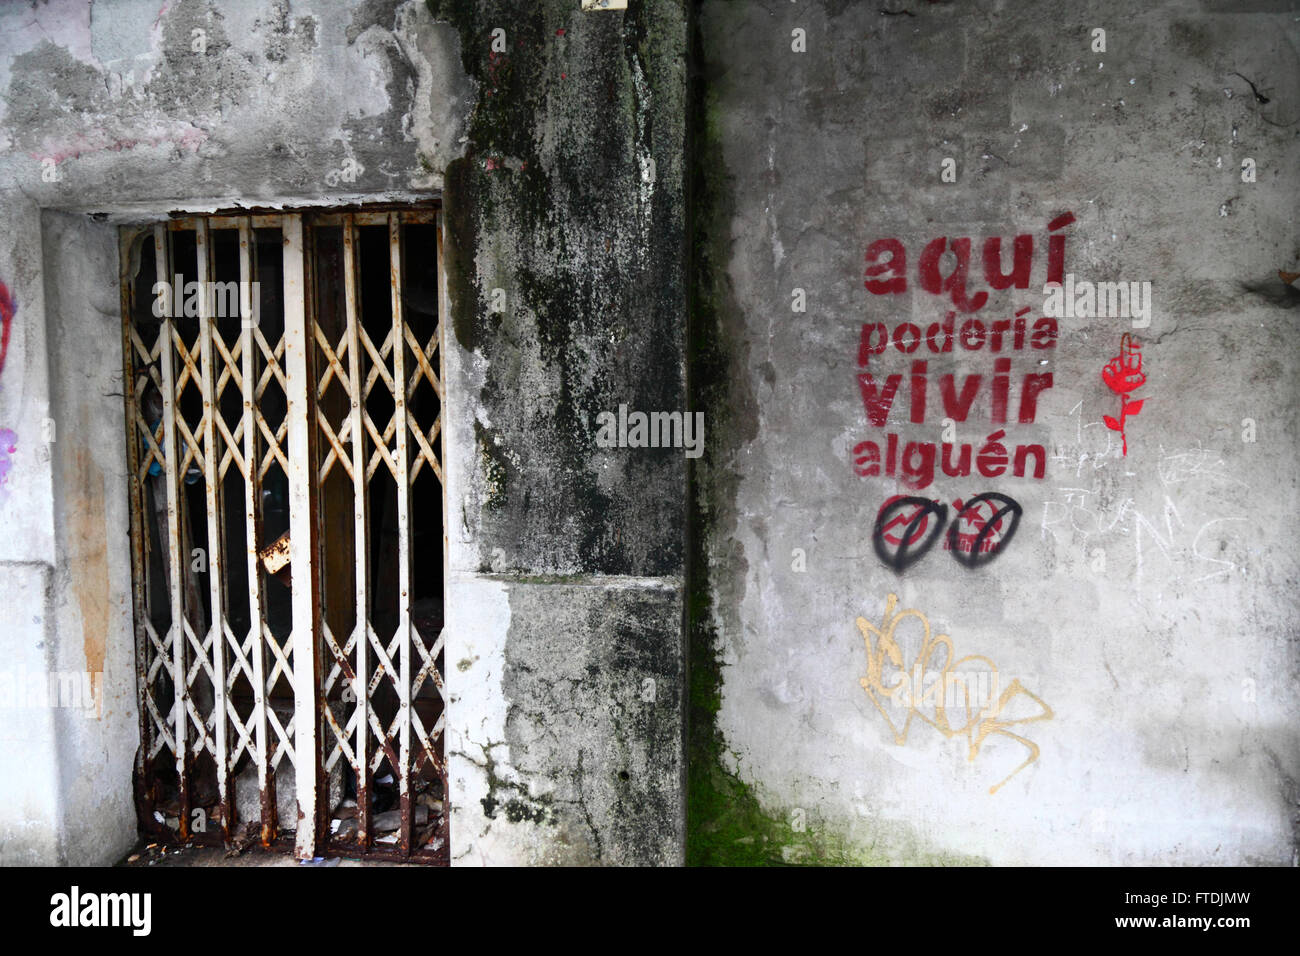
xmin=691 ymin=0 xmax=1299 ymax=865
xmin=0 ymin=0 xmax=687 ymax=867
xmin=431 ymin=0 xmax=688 ymax=865
xmin=39 ymin=211 xmax=139 ymax=867
xmin=0 ymin=0 xmax=474 ymax=864
xmin=7 ymin=0 xmax=1287 ymax=870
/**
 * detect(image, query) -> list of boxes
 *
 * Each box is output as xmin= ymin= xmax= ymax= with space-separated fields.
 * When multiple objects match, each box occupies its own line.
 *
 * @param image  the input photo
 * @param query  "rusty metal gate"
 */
xmin=119 ymin=208 xmax=448 ymax=862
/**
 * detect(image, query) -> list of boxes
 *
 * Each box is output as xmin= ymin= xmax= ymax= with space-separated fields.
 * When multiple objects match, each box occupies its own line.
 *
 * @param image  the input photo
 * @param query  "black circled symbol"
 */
xmin=947 ymin=493 xmax=1023 ymax=569
xmin=873 ymin=496 xmax=948 ymax=573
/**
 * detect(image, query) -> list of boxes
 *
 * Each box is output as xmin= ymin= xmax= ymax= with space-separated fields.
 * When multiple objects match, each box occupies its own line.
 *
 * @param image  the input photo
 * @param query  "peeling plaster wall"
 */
xmin=432 ymin=0 xmax=688 ymax=865
xmin=446 ymin=575 xmax=682 ymax=865
xmin=12 ymin=0 xmax=1282 ymax=872
xmin=0 ymin=0 xmax=473 ymax=864
xmin=40 ymin=211 xmax=138 ymax=867
xmin=692 ymin=0 xmax=1299 ymax=865
xmin=0 ymin=0 xmax=688 ymax=868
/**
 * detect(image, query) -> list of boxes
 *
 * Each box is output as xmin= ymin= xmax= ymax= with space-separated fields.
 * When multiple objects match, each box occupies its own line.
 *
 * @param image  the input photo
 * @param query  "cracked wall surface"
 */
xmin=432 ymin=0 xmax=688 ymax=866
xmin=691 ymin=0 xmax=1299 ymax=865
xmin=0 ymin=0 xmax=687 ymax=867
xmin=4 ymin=0 xmax=1292 ymax=871
xmin=0 ymin=0 xmax=474 ymax=865
xmin=447 ymin=576 xmax=682 ymax=864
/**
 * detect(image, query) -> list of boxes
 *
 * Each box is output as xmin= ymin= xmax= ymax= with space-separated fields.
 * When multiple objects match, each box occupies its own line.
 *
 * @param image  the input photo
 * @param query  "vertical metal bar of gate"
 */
xmin=155 ymin=224 xmax=192 ymax=837
xmin=196 ymin=220 xmax=233 ymax=840
xmin=283 ymin=214 xmax=324 ymax=859
xmin=120 ymin=231 xmax=154 ymax=822
xmin=435 ymin=212 xmax=451 ymax=853
xmin=238 ymin=218 xmax=276 ymax=845
xmin=342 ymin=214 xmax=372 ymax=846
xmin=388 ymin=213 xmax=413 ymax=855
xmin=126 ymin=209 xmax=446 ymax=860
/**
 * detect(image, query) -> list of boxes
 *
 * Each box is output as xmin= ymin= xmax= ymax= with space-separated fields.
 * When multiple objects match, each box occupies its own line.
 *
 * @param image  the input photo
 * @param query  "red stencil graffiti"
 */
xmin=946 ymin=496 xmax=1011 ymax=554
xmin=878 ymin=494 xmax=1011 ymax=553
xmin=873 ymin=493 xmax=1023 ymax=571
xmin=1102 ymin=332 xmax=1145 ymax=456
xmin=0 ymin=280 xmax=15 ymax=377
xmin=877 ymin=494 xmax=938 ymax=547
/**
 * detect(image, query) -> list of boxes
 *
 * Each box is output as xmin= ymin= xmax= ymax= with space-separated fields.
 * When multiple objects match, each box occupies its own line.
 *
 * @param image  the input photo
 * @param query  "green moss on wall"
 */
xmin=682 ymin=3 xmax=983 ymax=868
xmin=475 ymin=420 xmax=509 ymax=513
xmin=426 ymin=0 xmax=688 ymax=578
xmin=684 ymin=0 xmax=769 ymax=867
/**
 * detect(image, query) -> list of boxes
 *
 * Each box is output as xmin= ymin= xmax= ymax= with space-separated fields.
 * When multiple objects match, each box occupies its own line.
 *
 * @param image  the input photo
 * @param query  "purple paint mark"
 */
xmin=0 ymin=428 xmax=17 ymax=497
xmin=0 ymin=282 xmax=15 ymax=502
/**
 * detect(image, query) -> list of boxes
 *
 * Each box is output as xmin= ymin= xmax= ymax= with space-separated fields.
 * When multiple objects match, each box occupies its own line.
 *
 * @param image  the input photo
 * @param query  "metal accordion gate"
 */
xmin=118 ymin=207 xmax=448 ymax=862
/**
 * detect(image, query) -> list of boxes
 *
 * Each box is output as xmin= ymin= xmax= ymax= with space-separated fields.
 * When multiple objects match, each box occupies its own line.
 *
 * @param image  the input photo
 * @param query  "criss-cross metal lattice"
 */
xmin=121 ymin=210 xmax=445 ymax=862
xmin=121 ymin=219 xmax=294 ymax=846
xmin=314 ymin=213 xmax=446 ymax=856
